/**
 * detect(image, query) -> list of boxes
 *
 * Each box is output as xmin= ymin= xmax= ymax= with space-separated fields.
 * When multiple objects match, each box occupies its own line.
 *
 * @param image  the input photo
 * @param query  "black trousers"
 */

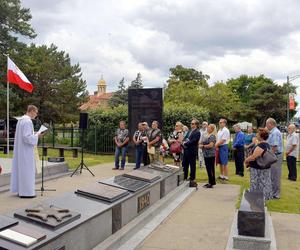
xmin=182 ymin=151 xmax=196 ymax=181
xmin=204 ymin=156 xmax=216 ymax=185
xmin=234 ymin=147 xmax=244 ymax=175
xmin=142 ymin=144 xmax=150 ymax=166
xmin=287 ymin=156 xmax=297 ymax=181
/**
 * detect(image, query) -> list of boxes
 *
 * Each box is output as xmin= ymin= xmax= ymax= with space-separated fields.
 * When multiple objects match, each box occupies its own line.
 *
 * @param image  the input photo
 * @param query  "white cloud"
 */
xmin=22 ymin=0 xmax=300 ymax=95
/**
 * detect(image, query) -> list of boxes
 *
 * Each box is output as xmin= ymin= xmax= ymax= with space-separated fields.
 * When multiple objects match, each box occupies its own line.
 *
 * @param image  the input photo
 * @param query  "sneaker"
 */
xmin=217 ymin=176 xmax=224 ymax=180
xmin=223 ymin=177 xmax=229 ymax=181
xmin=205 ymin=184 xmax=213 ymax=188
xmin=112 ymin=167 xmax=119 ymax=170
xmin=203 ymin=183 xmax=210 ymax=188
xmin=119 ymin=168 xmax=124 ymax=170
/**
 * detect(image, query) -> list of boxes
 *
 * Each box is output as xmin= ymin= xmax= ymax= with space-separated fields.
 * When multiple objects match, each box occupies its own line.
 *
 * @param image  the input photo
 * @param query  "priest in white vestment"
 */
xmin=10 ymin=105 xmax=43 ymax=198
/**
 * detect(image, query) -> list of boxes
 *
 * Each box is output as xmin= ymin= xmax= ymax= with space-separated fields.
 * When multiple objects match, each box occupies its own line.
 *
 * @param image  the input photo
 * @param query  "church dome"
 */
xmin=97 ymin=78 xmax=106 ymax=86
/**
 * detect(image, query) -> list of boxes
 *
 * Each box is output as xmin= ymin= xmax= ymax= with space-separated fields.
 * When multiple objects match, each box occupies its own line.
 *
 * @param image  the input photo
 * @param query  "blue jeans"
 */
xmin=135 ymin=145 xmax=143 ymax=168
xmin=115 ymin=146 xmax=127 ymax=169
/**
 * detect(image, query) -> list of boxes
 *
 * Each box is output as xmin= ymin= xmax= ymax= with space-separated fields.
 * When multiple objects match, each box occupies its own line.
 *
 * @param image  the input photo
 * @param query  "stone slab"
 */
xmin=123 ymin=170 xmax=161 ymax=183
xmin=148 ymin=162 xmax=178 ymax=173
xmin=14 ymin=205 xmax=81 ymax=231
xmin=121 ymin=182 xmax=160 ymax=227
xmin=238 ymin=190 xmax=265 ymax=237
xmin=99 ymin=175 xmax=150 ymax=192
xmin=1 ymin=192 xmax=113 ymax=249
xmin=75 ymin=183 xmax=130 ymax=203
xmin=0 ymin=215 xmax=18 ymax=231
xmin=226 ymin=208 xmax=277 ymax=250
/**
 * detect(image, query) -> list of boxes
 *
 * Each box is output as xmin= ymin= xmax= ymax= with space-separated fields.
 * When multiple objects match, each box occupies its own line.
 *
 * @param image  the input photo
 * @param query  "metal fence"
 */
xmin=42 ymin=127 xmax=116 ymax=154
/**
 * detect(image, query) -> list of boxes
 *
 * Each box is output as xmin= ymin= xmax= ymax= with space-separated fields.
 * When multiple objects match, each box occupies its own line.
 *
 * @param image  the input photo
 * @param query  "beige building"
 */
xmin=80 ymin=76 xmax=113 ymax=110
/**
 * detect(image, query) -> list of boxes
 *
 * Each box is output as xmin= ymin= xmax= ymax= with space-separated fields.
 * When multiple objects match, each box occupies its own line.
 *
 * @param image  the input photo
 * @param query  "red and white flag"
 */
xmin=7 ymin=57 xmax=33 ymax=93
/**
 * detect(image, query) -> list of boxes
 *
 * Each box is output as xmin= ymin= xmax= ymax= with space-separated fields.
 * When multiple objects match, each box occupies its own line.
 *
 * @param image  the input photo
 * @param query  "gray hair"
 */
xmin=266 ymin=118 xmax=277 ymax=126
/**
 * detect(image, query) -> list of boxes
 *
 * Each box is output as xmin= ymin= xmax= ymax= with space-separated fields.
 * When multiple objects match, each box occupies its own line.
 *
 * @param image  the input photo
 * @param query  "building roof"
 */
xmin=80 ymin=92 xmax=113 ymax=110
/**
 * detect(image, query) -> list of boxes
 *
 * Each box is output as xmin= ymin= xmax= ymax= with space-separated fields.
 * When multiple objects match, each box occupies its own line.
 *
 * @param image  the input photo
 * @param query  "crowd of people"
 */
xmin=8 ymin=104 xmax=298 ymax=202
xmin=113 ymin=117 xmax=299 ymax=201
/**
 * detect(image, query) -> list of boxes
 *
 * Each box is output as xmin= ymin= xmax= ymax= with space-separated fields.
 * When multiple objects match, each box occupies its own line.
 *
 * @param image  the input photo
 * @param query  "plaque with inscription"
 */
xmin=99 ymin=175 xmax=150 ymax=192
xmin=0 ymin=215 xmax=18 ymax=231
xmin=75 ymin=183 xmax=130 ymax=202
xmin=137 ymin=192 xmax=150 ymax=213
xmin=124 ymin=170 xmax=161 ymax=183
xmin=149 ymin=162 xmax=178 ymax=172
xmin=14 ymin=205 xmax=81 ymax=230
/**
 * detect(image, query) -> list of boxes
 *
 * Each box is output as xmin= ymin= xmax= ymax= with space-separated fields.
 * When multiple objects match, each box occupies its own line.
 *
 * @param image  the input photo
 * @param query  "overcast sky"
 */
xmin=22 ymin=0 xmax=300 ymax=96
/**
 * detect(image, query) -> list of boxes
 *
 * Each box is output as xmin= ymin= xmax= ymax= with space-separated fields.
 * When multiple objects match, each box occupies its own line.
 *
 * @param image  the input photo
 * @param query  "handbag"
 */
xmin=169 ymin=141 xmax=182 ymax=154
xmin=256 ymin=148 xmax=277 ymax=169
xmin=147 ymin=146 xmax=155 ymax=155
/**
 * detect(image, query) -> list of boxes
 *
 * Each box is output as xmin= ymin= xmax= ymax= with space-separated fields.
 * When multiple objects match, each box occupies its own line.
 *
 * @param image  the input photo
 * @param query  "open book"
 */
xmin=37 ymin=125 xmax=48 ymax=134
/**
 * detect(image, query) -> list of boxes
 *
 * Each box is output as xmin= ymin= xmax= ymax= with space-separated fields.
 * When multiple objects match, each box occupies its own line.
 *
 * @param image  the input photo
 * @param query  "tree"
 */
xmin=201 ymin=82 xmax=243 ymax=123
xmin=227 ymin=75 xmax=297 ymax=125
xmin=108 ymin=77 xmax=128 ymax=108
xmin=0 ymin=0 xmax=36 ymax=115
xmin=129 ymin=72 xmax=143 ymax=89
xmin=7 ymin=44 xmax=88 ymax=123
xmin=164 ymin=65 xmax=209 ymax=104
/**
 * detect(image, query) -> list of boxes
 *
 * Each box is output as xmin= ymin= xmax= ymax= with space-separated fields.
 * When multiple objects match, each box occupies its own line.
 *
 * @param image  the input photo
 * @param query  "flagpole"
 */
xmin=6 ymin=54 xmax=9 ymax=155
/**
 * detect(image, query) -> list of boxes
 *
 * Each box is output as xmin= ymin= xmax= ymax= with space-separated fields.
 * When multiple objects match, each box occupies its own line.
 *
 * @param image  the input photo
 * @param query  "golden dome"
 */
xmin=97 ymin=75 xmax=107 ymax=86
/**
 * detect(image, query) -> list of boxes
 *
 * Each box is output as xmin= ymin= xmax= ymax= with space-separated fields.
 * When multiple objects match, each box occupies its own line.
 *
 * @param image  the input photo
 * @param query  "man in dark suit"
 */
xmin=182 ymin=118 xmax=201 ymax=187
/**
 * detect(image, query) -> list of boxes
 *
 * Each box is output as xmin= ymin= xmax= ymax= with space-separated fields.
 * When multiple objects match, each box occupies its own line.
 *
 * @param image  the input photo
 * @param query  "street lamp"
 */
xmin=287 ymin=75 xmax=300 ymax=124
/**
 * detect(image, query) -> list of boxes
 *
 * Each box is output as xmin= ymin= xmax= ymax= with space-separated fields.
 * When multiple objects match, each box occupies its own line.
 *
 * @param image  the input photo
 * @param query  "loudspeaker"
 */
xmin=79 ymin=113 xmax=88 ymax=129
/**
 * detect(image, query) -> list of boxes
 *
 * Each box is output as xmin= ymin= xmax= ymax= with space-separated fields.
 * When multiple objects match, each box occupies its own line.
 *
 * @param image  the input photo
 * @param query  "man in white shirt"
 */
xmin=215 ymin=118 xmax=230 ymax=181
xmin=286 ymin=124 xmax=299 ymax=181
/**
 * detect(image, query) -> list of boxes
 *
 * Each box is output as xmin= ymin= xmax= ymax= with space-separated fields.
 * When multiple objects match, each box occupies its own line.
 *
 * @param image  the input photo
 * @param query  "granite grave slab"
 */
xmin=0 ymin=215 xmax=18 ymax=231
xmin=124 ymin=170 xmax=161 ymax=183
xmin=99 ymin=175 xmax=150 ymax=192
xmin=14 ymin=205 xmax=81 ymax=230
xmin=75 ymin=183 xmax=130 ymax=203
xmin=238 ymin=190 xmax=265 ymax=237
xmin=148 ymin=162 xmax=178 ymax=172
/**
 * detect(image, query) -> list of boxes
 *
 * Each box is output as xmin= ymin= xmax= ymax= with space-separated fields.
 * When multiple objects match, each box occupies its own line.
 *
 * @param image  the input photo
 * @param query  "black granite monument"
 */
xmin=237 ymin=190 xmax=265 ymax=237
xmin=128 ymin=88 xmax=163 ymax=162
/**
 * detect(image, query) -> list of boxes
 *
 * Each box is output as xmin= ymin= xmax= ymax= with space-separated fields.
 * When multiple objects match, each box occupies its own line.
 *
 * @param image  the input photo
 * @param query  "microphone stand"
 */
xmin=36 ymin=126 xmax=56 ymax=196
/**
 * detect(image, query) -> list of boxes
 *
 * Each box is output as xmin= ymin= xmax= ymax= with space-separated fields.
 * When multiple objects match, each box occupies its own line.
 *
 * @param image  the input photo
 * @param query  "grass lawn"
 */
xmin=196 ymin=161 xmax=300 ymax=214
xmin=0 ymin=149 xmax=114 ymax=169
xmin=1 ymin=150 xmax=299 ymax=214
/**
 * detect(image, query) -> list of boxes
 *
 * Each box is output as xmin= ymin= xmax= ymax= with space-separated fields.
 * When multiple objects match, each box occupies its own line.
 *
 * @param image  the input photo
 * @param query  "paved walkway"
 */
xmin=0 ymin=163 xmax=133 ymax=214
xmin=0 ymin=163 xmax=300 ymax=249
xmin=139 ymin=184 xmax=240 ymax=250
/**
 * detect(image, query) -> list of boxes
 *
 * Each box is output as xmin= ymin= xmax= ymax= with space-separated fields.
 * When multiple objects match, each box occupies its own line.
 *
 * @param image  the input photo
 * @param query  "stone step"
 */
xmin=94 ymin=181 xmax=195 ymax=250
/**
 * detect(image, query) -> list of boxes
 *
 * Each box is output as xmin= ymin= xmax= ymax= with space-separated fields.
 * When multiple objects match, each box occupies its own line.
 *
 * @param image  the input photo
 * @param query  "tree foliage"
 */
xmin=164 ymin=65 xmax=209 ymax=104
xmin=129 ymin=72 xmax=143 ymax=89
xmin=109 ymin=73 xmax=144 ymax=108
xmin=2 ymin=44 xmax=88 ymax=123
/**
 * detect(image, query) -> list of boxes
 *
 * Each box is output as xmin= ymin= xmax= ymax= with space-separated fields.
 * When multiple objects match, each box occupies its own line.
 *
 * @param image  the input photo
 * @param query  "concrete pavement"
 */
xmin=0 ymin=163 xmax=300 ymax=249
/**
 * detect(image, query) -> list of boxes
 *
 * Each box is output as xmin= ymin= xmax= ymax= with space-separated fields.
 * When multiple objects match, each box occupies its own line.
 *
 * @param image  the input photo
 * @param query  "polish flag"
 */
xmin=7 ymin=57 xmax=33 ymax=93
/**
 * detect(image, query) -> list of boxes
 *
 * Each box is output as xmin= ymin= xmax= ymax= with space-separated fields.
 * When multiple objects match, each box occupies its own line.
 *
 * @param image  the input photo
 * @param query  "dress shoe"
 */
xmin=19 ymin=195 xmax=36 ymax=199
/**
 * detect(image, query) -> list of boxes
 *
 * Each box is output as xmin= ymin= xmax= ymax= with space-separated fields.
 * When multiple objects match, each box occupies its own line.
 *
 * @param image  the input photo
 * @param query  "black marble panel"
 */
xmin=124 ymin=170 xmax=161 ymax=183
xmin=0 ymin=215 xmax=18 ymax=231
xmin=99 ymin=175 xmax=150 ymax=192
xmin=75 ymin=183 xmax=130 ymax=203
xmin=128 ymin=88 xmax=163 ymax=162
xmin=238 ymin=190 xmax=265 ymax=237
xmin=14 ymin=205 xmax=81 ymax=231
